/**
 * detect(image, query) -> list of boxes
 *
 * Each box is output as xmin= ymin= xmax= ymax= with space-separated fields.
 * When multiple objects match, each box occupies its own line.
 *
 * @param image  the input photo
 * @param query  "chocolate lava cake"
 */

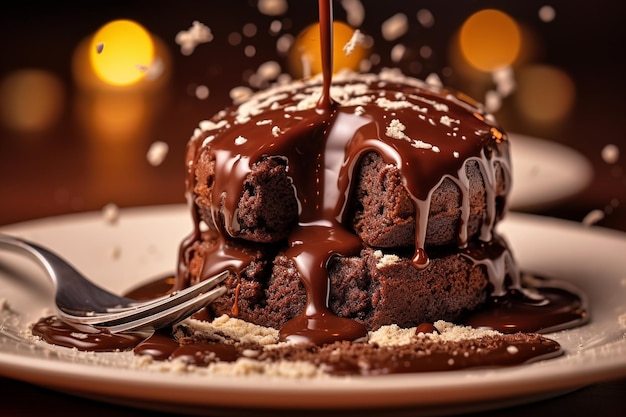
xmin=176 ymin=68 xmax=515 ymax=340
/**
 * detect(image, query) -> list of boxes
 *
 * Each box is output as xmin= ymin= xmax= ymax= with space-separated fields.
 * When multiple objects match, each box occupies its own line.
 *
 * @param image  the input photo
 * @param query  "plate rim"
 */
xmin=1 ymin=205 xmax=625 ymax=412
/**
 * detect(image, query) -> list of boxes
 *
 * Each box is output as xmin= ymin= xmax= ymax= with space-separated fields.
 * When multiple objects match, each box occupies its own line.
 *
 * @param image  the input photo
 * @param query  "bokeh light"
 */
xmin=514 ymin=64 xmax=576 ymax=124
xmin=288 ymin=21 xmax=369 ymax=78
xmin=0 ymin=69 xmax=65 ymax=133
xmin=89 ymin=20 xmax=155 ymax=86
xmin=459 ymin=9 xmax=521 ymax=72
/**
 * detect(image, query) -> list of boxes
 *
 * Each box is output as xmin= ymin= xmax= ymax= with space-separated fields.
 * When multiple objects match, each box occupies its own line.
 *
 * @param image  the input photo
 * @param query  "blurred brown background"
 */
xmin=0 ymin=1 xmax=624 ymax=416
xmin=0 ymin=0 xmax=624 ymax=230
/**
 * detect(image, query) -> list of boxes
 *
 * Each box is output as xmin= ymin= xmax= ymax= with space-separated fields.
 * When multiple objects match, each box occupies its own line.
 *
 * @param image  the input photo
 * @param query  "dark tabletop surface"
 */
xmin=0 ymin=1 xmax=624 ymax=416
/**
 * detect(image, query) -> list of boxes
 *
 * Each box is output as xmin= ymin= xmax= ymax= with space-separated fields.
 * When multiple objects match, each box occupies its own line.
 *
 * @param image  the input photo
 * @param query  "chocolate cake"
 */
xmin=176 ymin=68 xmax=516 ymax=343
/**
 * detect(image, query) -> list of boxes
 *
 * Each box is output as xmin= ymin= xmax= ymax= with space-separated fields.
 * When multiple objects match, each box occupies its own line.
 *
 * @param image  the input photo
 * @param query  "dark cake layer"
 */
xmin=180 ymin=232 xmax=511 ymax=331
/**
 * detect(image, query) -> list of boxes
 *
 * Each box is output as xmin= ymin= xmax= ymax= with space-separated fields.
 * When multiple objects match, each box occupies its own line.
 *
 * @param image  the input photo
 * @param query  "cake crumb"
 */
xmin=146 ymin=141 xmax=169 ymax=166
xmin=343 ymin=29 xmax=365 ymax=56
xmin=257 ymin=0 xmax=288 ymax=16
xmin=381 ymin=13 xmax=408 ymax=41
xmin=582 ymin=209 xmax=605 ymax=226
xmin=176 ymin=21 xmax=213 ymax=56
xmin=601 ymin=144 xmax=620 ymax=164
xmin=102 ymin=203 xmax=120 ymax=225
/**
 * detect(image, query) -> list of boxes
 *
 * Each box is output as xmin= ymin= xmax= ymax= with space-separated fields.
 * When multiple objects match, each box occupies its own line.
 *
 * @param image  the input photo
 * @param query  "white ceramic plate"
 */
xmin=508 ymin=133 xmax=593 ymax=210
xmin=1 ymin=205 xmax=625 ymax=416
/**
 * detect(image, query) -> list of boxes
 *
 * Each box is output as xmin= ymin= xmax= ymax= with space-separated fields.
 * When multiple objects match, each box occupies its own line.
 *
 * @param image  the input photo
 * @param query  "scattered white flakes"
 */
xmin=601 ymin=144 xmax=620 ymax=164
xmin=343 ymin=29 xmax=365 ymax=56
xmin=95 ymin=42 xmax=104 ymax=54
xmin=484 ymin=90 xmax=502 ymax=113
xmin=269 ymin=20 xmax=282 ymax=34
xmin=136 ymin=57 xmax=164 ymax=81
xmin=256 ymin=119 xmax=273 ymax=126
xmin=386 ymin=118 xmax=408 ymax=139
xmin=249 ymin=61 xmax=283 ymax=88
xmin=538 ymin=5 xmax=556 ymax=22
xmin=276 ymin=33 xmax=294 ymax=55
xmin=70 ymin=332 xmax=89 ymax=340
xmin=244 ymin=45 xmax=257 ymax=57
xmin=425 ymin=73 xmax=443 ymax=88
xmin=175 ymin=21 xmax=213 ymax=56
xmin=234 ymin=136 xmax=248 ymax=145
xmin=341 ymin=0 xmax=365 ymax=27
xmin=230 ymin=85 xmax=254 ymax=104
xmin=390 ymin=44 xmax=406 ymax=63
xmin=447 ymin=358 xmax=455 ymax=365
xmin=271 ymin=126 xmax=281 ymax=137
xmin=420 ymin=45 xmax=432 ymax=59
xmin=242 ymin=23 xmax=257 ymax=38
xmin=257 ymin=0 xmax=288 ymax=16
xmin=195 ymin=85 xmax=209 ymax=100
xmin=146 ymin=141 xmax=169 ymax=166
xmin=506 ymin=345 xmax=519 ymax=355
xmin=492 ymin=66 xmax=516 ymax=97
xmin=381 ymin=13 xmax=408 ymax=41
xmin=416 ymin=9 xmax=435 ymax=28
xmin=453 ymin=151 xmax=460 ymax=158
xmin=102 ymin=203 xmax=120 ymax=225
xmin=582 ymin=209 xmax=605 ymax=226
xmin=440 ymin=115 xmax=459 ymax=127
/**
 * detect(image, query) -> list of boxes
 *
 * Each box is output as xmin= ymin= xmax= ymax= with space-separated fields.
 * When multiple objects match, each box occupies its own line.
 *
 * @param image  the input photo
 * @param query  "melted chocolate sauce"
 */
xmin=30 ymin=0 xmax=588 ymax=375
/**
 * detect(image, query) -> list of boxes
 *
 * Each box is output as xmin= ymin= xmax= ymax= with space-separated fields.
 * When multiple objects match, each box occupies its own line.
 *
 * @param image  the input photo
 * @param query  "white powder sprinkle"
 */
xmin=230 ymin=86 xmax=254 ymax=104
xmin=146 ymin=141 xmax=169 ymax=166
xmin=234 ymin=136 xmax=248 ymax=145
xmin=425 ymin=73 xmax=443 ymax=88
xmin=175 ymin=21 xmax=213 ymax=56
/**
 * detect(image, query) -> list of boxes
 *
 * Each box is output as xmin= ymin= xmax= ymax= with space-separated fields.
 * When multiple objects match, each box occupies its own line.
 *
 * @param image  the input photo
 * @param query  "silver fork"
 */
xmin=0 ymin=234 xmax=227 ymax=333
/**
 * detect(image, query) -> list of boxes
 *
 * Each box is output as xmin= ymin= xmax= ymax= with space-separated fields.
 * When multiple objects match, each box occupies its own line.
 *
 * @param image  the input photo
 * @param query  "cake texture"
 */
xmin=176 ymin=68 xmax=514 ymax=341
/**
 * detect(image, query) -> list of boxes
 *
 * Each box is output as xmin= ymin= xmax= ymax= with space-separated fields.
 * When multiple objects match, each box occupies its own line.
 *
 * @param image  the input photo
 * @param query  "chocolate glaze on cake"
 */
xmin=176 ymin=42 xmax=512 ymax=343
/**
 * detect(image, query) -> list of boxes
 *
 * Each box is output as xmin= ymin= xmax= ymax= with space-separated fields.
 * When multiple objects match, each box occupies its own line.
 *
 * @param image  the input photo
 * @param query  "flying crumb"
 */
xmin=538 ymin=5 xmax=556 ymax=22
xmin=257 ymin=0 xmax=288 ymax=16
xmin=176 ymin=21 xmax=214 ymax=56
xmin=195 ymin=85 xmax=210 ymax=100
xmin=381 ymin=13 xmax=408 ymax=41
xmin=416 ymin=9 xmax=435 ymax=28
xmin=102 ymin=203 xmax=120 ymax=225
xmin=343 ymin=29 xmax=365 ymax=56
xmin=96 ymin=43 xmax=104 ymax=54
xmin=390 ymin=44 xmax=406 ymax=63
xmin=146 ymin=141 xmax=169 ymax=166
xmin=582 ymin=209 xmax=605 ymax=226
xmin=601 ymin=144 xmax=620 ymax=164
xmin=341 ymin=0 xmax=365 ymax=27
